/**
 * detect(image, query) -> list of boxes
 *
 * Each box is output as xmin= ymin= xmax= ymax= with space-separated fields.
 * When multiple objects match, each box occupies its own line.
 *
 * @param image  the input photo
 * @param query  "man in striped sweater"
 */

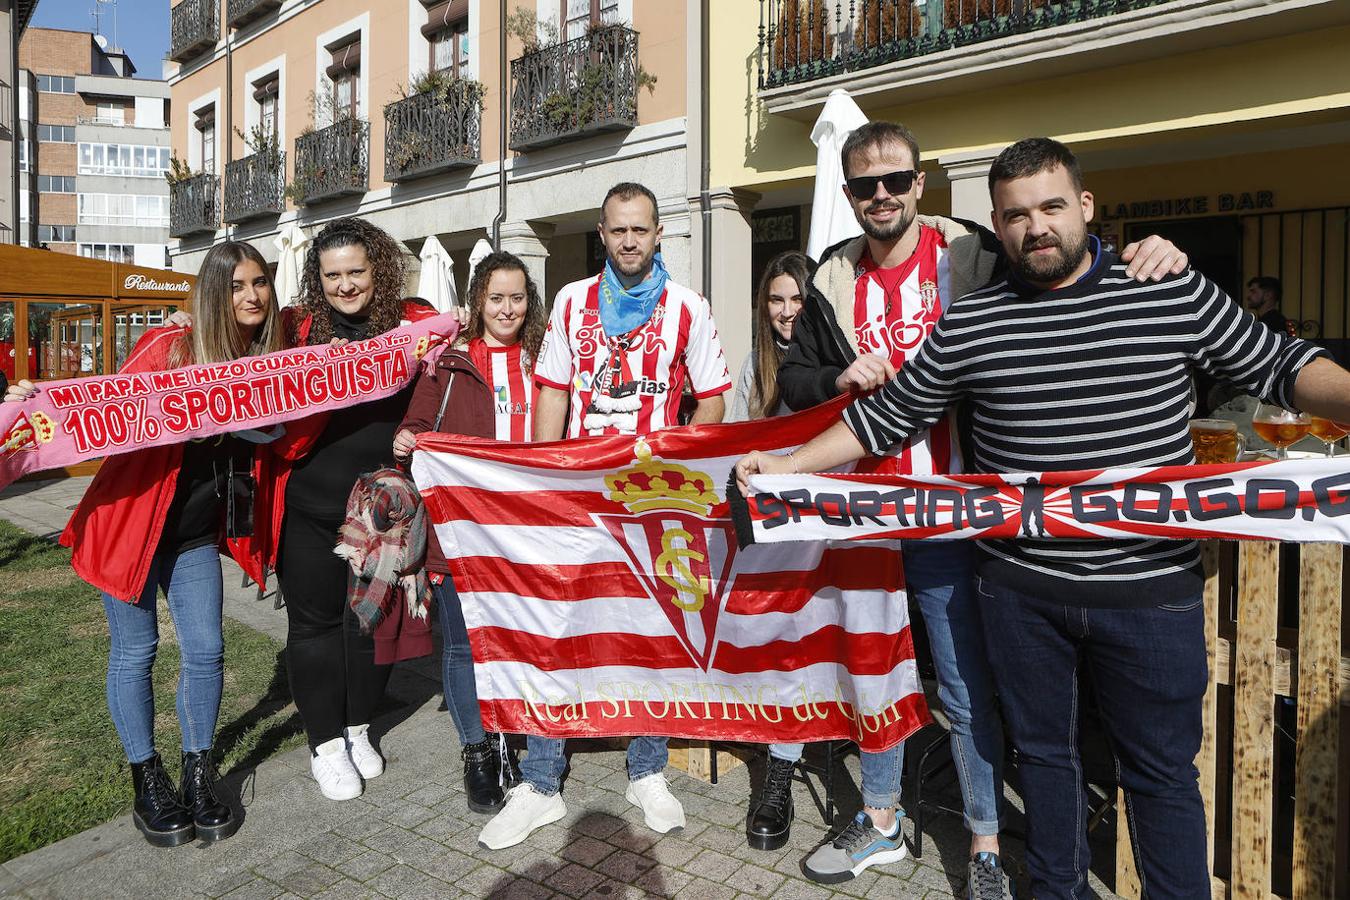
xmin=760 ymin=121 xmax=1187 ymax=897
xmin=737 ymin=137 xmax=1350 ymax=899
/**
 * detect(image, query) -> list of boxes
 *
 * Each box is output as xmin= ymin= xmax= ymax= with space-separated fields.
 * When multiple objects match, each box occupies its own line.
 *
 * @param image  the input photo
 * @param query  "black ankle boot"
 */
xmin=181 ymin=750 xmax=239 ymax=842
xmin=462 ymin=738 xmax=505 ymax=814
xmin=746 ymin=756 xmax=795 ymax=851
xmin=130 ymin=753 xmax=195 ymax=847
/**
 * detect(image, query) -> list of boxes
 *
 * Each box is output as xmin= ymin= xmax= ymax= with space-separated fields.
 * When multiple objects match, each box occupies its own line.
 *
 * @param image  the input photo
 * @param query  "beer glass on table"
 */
xmin=1189 ymin=419 xmax=1241 ymax=464
xmin=1252 ymin=402 xmax=1312 ymax=460
xmin=1309 ymin=416 xmax=1350 ymax=456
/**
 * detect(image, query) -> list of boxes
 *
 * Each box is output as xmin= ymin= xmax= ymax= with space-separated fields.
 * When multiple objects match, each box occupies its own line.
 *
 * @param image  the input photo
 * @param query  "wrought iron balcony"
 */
xmin=509 ymin=23 xmax=639 ymax=152
xmin=170 ymin=0 xmax=220 ymax=63
xmin=227 ymin=0 xmax=282 ymax=28
xmin=224 ymin=150 xmax=286 ymax=223
xmin=169 ymin=173 xmax=220 ymax=239
xmin=758 ymin=0 xmax=1172 ymax=89
xmin=384 ymin=82 xmax=483 ymax=182
xmin=292 ymin=119 xmax=370 ymax=206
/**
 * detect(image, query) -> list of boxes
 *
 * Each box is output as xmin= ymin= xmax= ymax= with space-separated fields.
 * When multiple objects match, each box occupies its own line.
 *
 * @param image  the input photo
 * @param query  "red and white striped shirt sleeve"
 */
xmin=684 ymin=294 xmax=732 ymax=399
xmin=533 ymin=292 xmax=573 ymax=392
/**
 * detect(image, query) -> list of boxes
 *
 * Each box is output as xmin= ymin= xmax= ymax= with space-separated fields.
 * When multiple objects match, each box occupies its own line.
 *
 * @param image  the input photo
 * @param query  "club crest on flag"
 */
xmin=1 ymin=410 xmax=55 ymax=458
xmin=596 ymin=438 xmax=739 ymax=672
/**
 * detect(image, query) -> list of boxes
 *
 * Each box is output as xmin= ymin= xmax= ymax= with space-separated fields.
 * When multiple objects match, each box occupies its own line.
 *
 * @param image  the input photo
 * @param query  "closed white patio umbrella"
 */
xmin=806 ymin=89 xmax=869 ymax=260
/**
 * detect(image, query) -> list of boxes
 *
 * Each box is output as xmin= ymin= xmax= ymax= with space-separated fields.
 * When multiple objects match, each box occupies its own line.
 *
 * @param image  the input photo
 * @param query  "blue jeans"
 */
xmin=772 ymin=541 xmax=1003 ymax=825
xmin=522 ymin=734 xmax=668 ymax=796
xmin=103 ymin=544 xmax=225 ymax=763
xmin=435 ymin=579 xmax=486 ymax=746
xmin=976 ymin=577 xmax=1210 ymax=900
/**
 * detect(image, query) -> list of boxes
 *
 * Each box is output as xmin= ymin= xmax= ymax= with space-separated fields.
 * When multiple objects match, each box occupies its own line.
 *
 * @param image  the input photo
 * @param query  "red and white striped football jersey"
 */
xmin=852 ymin=224 xmax=963 ymax=476
xmin=467 ymin=338 xmax=534 ymax=442
xmin=534 ymin=275 xmax=732 ymax=438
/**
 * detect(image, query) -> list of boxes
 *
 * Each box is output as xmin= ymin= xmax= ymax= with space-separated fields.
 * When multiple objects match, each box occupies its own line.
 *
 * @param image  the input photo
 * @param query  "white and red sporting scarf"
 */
xmin=411 ymin=398 xmax=929 ymax=751
xmin=852 ymin=225 xmax=961 ymax=477
xmin=534 ymin=276 xmax=732 ymax=438
xmin=732 ymin=460 xmax=1350 ymax=546
xmin=468 ymin=338 xmax=533 ymax=442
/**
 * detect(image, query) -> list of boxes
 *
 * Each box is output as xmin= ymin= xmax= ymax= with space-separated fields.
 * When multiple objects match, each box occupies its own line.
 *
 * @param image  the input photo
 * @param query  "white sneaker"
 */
xmin=311 ymin=736 xmax=363 ymax=801
xmin=625 ymin=772 xmax=685 ymax=833
xmin=478 ymin=783 xmax=566 ymax=850
xmin=344 ymin=724 xmax=384 ymax=779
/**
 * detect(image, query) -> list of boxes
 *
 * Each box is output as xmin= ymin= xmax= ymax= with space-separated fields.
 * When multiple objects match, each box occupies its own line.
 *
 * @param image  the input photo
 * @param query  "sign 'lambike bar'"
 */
xmin=0 ymin=314 xmax=459 ymax=490
xmin=732 ymin=461 xmax=1350 ymax=547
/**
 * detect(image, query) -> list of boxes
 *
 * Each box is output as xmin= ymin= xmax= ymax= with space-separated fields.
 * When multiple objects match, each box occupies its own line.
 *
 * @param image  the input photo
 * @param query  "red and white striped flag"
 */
xmin=410 ymin=400 xmax=930 ymax=752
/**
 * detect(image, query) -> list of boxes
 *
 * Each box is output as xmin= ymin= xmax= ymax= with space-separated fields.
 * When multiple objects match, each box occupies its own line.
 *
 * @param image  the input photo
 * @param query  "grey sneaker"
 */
xmin=801 ymin=812 xmax=908 ymax=884
xmin=967 ymin=851 xmax=1016 ymax=900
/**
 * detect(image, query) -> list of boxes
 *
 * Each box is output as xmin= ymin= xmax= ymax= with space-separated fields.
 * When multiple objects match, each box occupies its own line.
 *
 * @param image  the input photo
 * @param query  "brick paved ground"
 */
xmin=0 ymin=478 xmax=1123 ymax=899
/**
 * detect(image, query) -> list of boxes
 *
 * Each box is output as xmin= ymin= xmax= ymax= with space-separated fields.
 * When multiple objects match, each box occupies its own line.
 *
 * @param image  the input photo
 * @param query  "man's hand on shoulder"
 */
xmin=1119 ymin=235 xmax=1188 ymax=282
xmin=834 ymin=353 xmax=896 ymax=395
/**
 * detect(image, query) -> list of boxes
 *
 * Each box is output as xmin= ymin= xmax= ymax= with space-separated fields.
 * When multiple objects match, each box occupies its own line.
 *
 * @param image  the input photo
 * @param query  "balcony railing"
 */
xmin=169 ymin=172 xmax=220 ymax=238
xmin=509 ymin=23 xmax=639 ymax=152
xmin=758 ymin=0 xmax=1172 ymax=88
xmin=384 ymin=82 xmax=483 ymax=183
xmin=227 ymin=0 xmax=282 ymax=28
xmin=170 ymin=0 xmax=220 ymax=63
xmin=292 ymin=119 xmax=370 ymax=206
xmin=224 ymin=150 xmax=286 ymax=223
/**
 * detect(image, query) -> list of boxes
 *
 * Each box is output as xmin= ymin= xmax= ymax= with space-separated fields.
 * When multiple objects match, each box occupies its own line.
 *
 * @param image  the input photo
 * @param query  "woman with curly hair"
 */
xmin=392 ymin=251 xmax=544 ymax=812
xmin=266 ymin=217 xmax=442 ymax=801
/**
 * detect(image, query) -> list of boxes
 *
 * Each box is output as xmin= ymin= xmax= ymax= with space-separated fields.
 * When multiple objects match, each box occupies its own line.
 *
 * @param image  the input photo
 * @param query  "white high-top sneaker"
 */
xmin=311 ymin=736 xmax=362 ymax=801
xmin=344 ymin=724 xmax=384 ymax=779
xmin=478 ymin=783 xmax=566 ymax=850
xmin=625 ymin=772 xmax=685 ymax=833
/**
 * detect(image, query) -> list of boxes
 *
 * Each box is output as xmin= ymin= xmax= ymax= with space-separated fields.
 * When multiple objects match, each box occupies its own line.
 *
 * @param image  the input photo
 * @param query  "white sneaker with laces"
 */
xmin=625 ymin=772 xmax=685 ymax=833
xmin=311 ymin=736 xmax=363 ymax=801
xmin=478 ymin=783 xmax=566 ymax=850
xmin=344 ymin=724 xmax=384 ymax=779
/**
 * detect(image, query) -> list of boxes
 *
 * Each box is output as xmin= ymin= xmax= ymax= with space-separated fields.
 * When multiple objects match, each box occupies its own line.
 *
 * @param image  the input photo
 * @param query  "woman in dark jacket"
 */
xmin=393 ymin=251 xmax=546 ymax=813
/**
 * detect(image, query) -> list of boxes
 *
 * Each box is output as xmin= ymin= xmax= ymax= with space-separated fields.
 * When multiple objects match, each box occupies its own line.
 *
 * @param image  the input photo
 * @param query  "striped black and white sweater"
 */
xmin=843 ymin=248 xmax=1328 ymax=607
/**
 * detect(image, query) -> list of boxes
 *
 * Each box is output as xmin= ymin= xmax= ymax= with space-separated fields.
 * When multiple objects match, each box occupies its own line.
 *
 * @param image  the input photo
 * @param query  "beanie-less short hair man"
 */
xmin=760 ymin=121 xmax=1189 ymax=895
xmin=737 ymin=137 xmax=1350 ymax=899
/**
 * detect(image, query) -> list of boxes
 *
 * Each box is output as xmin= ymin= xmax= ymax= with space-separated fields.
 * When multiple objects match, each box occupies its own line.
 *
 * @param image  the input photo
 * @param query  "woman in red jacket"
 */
xmin=265 ymin=218 xmax=442 ymax=802
xmin=6 ymin=241 xmax=285 ymax=847
xmin=393 ymin=251 xmax=545 ymax=813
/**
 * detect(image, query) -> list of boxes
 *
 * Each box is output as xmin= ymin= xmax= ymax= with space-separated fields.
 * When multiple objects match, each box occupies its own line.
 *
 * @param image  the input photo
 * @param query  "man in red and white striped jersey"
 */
xmin=477 ymin=182 xmax=731 ymax=852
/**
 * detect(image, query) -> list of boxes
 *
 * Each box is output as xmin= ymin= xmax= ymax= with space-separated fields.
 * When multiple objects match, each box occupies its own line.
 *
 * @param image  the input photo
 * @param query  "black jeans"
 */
xmin=277 ymin=508 xmax=392 ymax=751
xmin=976 ymin=577 xmax=1210 ymax=900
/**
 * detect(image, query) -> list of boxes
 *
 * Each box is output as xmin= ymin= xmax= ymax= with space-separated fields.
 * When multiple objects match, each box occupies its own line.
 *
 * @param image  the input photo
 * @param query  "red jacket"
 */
xmin=60 ymin=326 xmax=272 ymax=601
xmin=241 ymin=300 xmax=444 ymax=579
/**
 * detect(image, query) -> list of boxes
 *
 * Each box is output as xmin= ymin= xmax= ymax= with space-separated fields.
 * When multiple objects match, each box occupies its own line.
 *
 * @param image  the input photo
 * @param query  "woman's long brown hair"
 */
xmin=169 ymin=241 xmax=285 ymax=367
xmin=750 ymin=251 xmax=813 ymax=419
xmin=294 ymin=217 xmax=408 ymax=346
xmin=462 ymin=251 xmax=546 ymax=369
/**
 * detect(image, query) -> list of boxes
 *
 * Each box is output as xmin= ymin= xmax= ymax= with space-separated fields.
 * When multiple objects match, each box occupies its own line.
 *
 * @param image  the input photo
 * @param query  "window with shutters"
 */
xmin=561 ymin=0 xmax=620 ymax=41
xmin=195 ymin=105 xmax=216 ymax=174
xmin=424 ymin=0 xmax=470 ymax=77
xmin=326 ymin=37 xmax=361 ymax=120
xmin=254 ymin=73 xmax=280 ymax=139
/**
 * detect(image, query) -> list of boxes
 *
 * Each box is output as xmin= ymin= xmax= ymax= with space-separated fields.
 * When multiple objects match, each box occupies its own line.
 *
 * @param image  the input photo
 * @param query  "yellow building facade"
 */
xmin=706 ymin=0 xmax=1350 ymax=365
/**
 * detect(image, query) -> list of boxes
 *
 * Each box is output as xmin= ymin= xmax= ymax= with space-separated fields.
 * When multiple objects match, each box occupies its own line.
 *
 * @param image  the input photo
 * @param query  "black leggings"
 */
xmin=277 ymin=508 xmax=392 ymax=752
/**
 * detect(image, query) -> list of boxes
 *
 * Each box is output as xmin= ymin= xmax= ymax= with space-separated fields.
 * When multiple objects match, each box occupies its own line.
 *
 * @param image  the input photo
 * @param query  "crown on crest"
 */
xmin=606 ymin=438 xmax=718 ymax=516
xmin=30 ymin=412 xmax=55 ymax=445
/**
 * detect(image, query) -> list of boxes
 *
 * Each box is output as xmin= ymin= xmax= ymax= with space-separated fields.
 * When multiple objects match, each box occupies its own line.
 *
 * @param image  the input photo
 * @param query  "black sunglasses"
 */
xmin=845 ymin=169 xmax=918 ymax=198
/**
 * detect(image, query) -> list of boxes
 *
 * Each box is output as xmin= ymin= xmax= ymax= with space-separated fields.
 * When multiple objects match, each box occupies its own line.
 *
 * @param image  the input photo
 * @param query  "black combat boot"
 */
xmin=181 ymin=749 xmax=239 ymax=842
xmin=130 ymin=753 xmax=195 ymax=847
xmin=462 ymin=737 xmax=505 ymax=814
xmin=746 ymin=755 xmax=795 ymax=851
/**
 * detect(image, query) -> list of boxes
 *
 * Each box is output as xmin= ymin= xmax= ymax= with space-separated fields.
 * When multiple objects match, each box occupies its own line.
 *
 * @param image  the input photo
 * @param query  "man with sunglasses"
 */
xmin=754 ymin=122 xmax=1187 ymax=895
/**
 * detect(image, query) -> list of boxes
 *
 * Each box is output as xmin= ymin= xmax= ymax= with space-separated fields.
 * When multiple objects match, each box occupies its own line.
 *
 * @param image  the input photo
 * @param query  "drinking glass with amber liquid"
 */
xmin=1189 ymin=419 xmax=1242 ymax=464
xmin=1309 ymin=417 xmax=1350 ymax=456
xmin=1252 ymin=403 xmax=1312 ymax=460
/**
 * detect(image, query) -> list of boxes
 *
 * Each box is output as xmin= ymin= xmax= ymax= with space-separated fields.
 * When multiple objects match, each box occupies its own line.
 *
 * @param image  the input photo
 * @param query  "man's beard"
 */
xmin=610 ymin=247 xmax=654 ymax=280
xmin=858 ymin=200 xmax=915 ymax=242
xmin=1010 ymin=229 xmax=1090 ymax=285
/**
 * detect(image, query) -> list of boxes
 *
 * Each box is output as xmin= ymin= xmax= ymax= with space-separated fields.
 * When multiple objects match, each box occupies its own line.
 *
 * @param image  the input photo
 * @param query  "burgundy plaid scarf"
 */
xmin=334 ymin=467 xmax=432 ymax=634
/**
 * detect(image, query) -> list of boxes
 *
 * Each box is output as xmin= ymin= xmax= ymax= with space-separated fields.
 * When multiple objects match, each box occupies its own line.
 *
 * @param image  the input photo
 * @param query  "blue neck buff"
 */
xmin=599 ymin=252 xmax=668 ymax=337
